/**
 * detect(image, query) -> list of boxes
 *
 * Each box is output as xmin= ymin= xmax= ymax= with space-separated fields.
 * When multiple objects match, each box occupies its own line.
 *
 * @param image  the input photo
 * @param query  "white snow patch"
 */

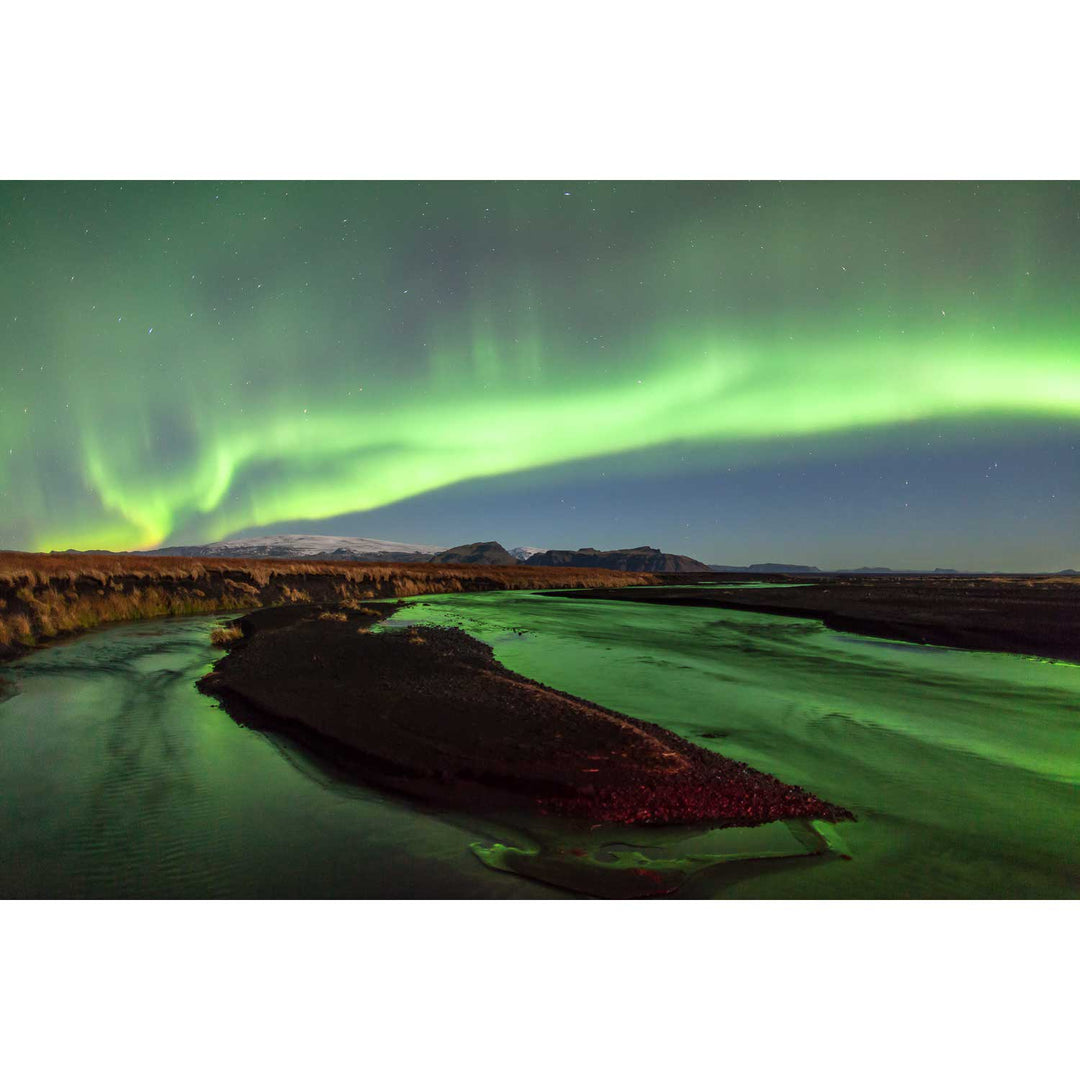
xmin=508 ymin=546 xmax=547 ymax=561
xmin=198 ymin=534 xmax=445 ymax=556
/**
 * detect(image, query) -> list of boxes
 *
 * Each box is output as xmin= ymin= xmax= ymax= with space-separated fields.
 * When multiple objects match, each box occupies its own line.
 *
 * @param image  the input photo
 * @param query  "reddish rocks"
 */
xmin=199 ymin=607 xmax=852 ymax=828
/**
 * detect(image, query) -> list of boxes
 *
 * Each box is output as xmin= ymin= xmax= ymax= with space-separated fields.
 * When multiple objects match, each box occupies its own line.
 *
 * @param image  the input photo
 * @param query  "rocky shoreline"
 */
xmin=198 ymin=603 xmax=854 ymax=829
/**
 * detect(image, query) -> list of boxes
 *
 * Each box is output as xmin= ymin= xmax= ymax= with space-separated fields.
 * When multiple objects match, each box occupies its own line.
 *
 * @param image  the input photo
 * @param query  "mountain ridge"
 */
xmin=527 ymin=546 xmax=710 ymax=573
xmin=133 ymin=534 xmax=711 ymax=571
xmin=427 ymin=541 xmax=519 ymax=566
xmin=140 ymin=534 xmax=445 ymax=560
xmin=83 ymin=534 xmax=1067 ymax=575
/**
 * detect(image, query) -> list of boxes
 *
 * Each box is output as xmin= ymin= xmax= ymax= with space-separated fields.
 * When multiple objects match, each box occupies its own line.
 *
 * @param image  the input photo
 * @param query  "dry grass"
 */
xmin=317 ymin=611 xmax=348 ymax=622
xmin=210 ymin=624 xmax=244 ymax=648
xmin=0 ymin=551 xmax=655 ymax=591
xmin=341 ymin=600 xmax=384 ymax=616
xmin=0 ymin=550 xmax=658 ymax=656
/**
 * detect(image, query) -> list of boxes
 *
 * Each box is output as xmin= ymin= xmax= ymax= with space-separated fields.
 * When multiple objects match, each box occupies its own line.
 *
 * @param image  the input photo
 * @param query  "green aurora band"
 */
xmin=1 ymin=181 xmax=1077 ymax=552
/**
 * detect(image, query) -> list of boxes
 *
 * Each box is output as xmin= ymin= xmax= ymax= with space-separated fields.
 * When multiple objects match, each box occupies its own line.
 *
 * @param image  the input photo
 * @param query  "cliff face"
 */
xmin=526 ymin=546 xmax=710 ymax=573
xmin=427 ymin=541 xmax=520 ymax=566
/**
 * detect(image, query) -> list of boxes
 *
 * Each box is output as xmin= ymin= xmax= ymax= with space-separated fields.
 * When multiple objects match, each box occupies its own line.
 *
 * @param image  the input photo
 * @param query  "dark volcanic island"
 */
xmin=199 ymin=606 xmax=852 ymax=833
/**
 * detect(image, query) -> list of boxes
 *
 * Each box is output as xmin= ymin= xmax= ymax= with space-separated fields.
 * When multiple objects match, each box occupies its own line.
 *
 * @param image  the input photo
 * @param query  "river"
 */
xmin=1 ymin=590 xmax=1077 ymax=898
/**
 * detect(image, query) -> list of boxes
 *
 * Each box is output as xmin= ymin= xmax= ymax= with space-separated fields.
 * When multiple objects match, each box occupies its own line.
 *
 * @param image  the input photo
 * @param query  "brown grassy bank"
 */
xmin=0 ymin=551 xmax=658 ymax=660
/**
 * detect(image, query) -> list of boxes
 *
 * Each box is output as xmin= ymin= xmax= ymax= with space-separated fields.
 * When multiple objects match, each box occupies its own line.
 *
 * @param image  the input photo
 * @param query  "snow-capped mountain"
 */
xmin=508 ymin=546 xmax=546 ymax=561
xmin=144 ymin=534 xmax=445 ymax=559
xmin=142 ymin=534 xmax=552 ymax=564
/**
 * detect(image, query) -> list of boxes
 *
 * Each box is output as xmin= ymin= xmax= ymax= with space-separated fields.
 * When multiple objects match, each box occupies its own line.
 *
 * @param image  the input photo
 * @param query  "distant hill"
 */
xmin=527 ymin=546 xmax=710 ymax=573
xmin=136 ymin=534 xmax=706 ymax=571
xmin=143 ymin=534 xmax=444 ymax=561
xmin=508 ymin=546 xmax=546 ymax=561
xmin=707 ymin=562 xmax=823 ymax=573
xmin=68 ymin=532 xmax=1073 ymax=576
xmin=428 ymin=541 xmax=519 ymax=566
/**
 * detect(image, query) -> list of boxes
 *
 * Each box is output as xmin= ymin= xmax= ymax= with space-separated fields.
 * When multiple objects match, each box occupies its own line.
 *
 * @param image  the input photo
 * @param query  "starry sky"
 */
xmin=1 ymin=180 xmax=1077 ymax=570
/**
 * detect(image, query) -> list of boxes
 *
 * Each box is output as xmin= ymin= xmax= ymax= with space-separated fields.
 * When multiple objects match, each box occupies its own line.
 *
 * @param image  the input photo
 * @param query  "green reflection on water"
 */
xmin=0 ymin=616 xmax=561 ymax=899
xmin=388 ymin=591 xmax=1080 ymax=898
xmin=2 ymin=596 xmax=1077 ymax=899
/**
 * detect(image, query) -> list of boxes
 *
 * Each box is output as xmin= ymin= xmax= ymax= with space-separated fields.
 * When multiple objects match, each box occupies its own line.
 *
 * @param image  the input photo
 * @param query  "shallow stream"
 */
xmin=1 ymin=591 xmax=1076 ymax=898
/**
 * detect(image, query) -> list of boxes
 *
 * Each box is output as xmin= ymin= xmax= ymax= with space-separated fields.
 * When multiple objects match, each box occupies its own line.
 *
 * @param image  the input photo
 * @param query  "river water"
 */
xmin=1 ymin=591 xmax=1077 ymax=898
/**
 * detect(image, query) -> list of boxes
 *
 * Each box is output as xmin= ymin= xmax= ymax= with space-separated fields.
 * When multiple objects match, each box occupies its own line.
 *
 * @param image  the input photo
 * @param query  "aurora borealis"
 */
xmin=1 ymin=180 xmax=1077 ymax=568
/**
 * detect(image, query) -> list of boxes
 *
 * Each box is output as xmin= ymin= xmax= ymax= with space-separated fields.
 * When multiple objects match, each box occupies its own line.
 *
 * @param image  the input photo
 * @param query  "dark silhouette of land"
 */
xmin=428 ymin=540 xmax=519 ymax=565
xmin=199 ymin=604 xmax=853 ymax=829
xmin=527 ymin=546 xmax=710 ymax=572
xmin=543 ymin=573 xmax=1080 ymax=663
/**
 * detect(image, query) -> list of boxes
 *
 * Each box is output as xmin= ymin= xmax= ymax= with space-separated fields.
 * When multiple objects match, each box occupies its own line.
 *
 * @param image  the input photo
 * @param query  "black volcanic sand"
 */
xmin=198 ymin=605 xmax=852 ymax=832
xmin=542 ymin=575 xmax=1080 ymax=664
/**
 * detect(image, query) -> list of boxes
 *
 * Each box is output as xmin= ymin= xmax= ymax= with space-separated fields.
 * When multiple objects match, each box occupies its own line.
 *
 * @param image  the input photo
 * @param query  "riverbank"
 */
xmin=544 ymin=575 xmax=1080 ymax=663
xmin=0 ymin=551 xmax=658 ymax=660
xmin=198 ymin=603 xmax=853 ymax=829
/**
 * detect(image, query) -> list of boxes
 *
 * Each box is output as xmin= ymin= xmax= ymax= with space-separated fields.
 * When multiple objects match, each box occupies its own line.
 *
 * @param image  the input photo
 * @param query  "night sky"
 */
xmin=1 ymin=180 xmax=1077 ymax=569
